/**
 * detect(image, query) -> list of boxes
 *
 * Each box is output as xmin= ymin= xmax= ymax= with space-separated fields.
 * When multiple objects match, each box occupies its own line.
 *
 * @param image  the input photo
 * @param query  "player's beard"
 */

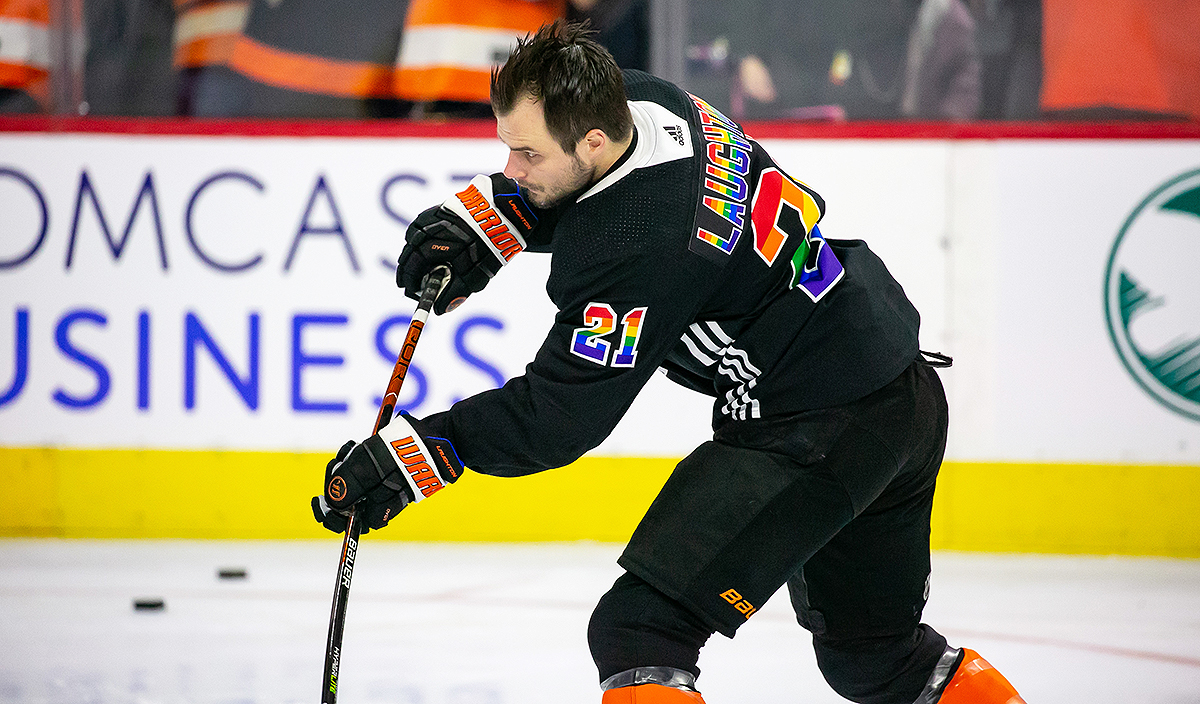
xmin=525 ymin=152 xmax=595 ymax=209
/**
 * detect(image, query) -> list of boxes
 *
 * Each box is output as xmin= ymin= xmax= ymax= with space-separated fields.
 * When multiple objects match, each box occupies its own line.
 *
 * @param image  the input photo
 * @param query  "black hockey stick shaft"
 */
xmin=321 ymin=265 xmax=451 ymax=704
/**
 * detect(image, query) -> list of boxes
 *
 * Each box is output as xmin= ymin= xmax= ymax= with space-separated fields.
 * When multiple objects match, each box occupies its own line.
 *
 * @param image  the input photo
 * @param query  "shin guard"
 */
xmin=928 ymin=648 xmax=1025 ymax=704
xmin=601 ymin=668 xmax=707 ymax=704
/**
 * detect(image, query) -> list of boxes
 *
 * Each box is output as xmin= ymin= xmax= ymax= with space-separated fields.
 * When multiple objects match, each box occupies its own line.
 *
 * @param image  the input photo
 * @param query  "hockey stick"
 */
xmin=321 ymin=265 xmax=451 ymax=704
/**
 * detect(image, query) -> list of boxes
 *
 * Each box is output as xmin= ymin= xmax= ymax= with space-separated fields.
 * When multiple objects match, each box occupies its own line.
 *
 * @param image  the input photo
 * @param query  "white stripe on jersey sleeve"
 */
xmin=704 ymin=320 xmax=734 ymax=345
xmin=680 ymin=334 xmax=718 ymax=367
xmin=688 ymin=322 xmax=725 ymax=354
xmin=718 ymin=352 xmax=759 ymax=385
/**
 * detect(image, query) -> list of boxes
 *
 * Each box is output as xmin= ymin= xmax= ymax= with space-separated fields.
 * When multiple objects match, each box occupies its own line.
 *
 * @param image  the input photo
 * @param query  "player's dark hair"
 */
xmin=491 ymin=20 xmax=633 ymax=155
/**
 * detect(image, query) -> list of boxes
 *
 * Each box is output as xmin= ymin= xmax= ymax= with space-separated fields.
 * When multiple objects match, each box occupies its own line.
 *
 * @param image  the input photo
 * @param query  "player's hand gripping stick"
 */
xmin=317 ymin=265 xmax=452 ymax=704
xmin=396 ymin=174 xmax=537 ymax=314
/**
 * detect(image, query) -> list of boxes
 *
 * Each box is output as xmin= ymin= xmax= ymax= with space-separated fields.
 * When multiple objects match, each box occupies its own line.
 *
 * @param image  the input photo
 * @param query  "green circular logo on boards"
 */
xmin=1104 ymin=168 xmax=1200 ymax=422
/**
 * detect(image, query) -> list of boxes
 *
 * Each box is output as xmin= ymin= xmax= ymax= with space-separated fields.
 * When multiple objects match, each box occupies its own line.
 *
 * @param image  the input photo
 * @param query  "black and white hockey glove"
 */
xmin=396 ymin=173 xmax=538 ymax=315
xmin=311 ymin=413 xmax=464 ymax=533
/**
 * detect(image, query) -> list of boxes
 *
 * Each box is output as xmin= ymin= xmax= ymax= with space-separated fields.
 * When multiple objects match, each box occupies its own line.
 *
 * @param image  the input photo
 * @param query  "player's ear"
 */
xmin=579 ymin=128 xmax=608 ymax=162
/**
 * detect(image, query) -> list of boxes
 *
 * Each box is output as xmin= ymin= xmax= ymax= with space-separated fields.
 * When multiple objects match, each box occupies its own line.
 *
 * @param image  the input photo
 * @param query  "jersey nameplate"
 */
xmin=688 ymin=94 xmax=753 ymax=265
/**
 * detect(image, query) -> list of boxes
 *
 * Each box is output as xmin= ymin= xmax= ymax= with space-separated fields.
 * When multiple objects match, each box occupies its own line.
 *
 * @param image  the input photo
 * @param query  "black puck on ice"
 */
xmin=133 ymin=598 xmax=165 ymax=611
xmin=217 ymin=567 xmax=247 ymax=580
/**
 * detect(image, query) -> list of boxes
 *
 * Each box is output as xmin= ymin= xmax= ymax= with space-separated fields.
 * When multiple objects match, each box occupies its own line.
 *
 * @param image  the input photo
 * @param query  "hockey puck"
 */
xmin=217 ymin=567 xmax=247 ymax=580
xmin=133 ymin=598 xmax=165 ymax=611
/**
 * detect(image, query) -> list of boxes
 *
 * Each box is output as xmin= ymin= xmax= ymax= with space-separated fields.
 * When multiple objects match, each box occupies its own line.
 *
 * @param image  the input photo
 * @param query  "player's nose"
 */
xmin=504 ymin=154 xmax=525 ymax=181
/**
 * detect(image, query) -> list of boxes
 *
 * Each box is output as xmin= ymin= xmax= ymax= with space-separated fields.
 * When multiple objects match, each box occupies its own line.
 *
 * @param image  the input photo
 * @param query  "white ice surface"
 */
xmin=2 ymin=540 xmax=1199 ymax=704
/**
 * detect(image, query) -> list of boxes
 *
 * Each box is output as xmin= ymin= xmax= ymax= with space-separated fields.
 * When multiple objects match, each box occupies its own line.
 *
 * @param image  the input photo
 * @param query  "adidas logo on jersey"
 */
xmin=663 ymin=124 xmax=685 ymax=146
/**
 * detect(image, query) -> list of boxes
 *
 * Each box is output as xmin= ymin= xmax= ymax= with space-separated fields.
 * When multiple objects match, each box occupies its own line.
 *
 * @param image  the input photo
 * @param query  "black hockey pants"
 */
xmin=589 ymin=359 xmax=950 ymax=704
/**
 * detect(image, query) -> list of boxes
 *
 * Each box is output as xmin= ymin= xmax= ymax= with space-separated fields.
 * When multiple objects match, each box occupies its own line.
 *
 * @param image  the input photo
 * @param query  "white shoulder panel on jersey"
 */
xmin=577 ymin=100 xmax=694 ymax=203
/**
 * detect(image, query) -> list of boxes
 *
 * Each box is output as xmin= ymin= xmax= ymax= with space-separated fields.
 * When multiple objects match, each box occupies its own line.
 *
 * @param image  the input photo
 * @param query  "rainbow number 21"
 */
xmin=571 ymin=302 xmax=647 ymax=368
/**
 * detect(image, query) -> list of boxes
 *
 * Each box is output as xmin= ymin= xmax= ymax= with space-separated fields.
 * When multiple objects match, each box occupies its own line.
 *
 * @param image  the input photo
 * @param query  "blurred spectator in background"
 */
xmin=85 ymin=0 xmax=177 ymax=116
xmin=712 ymin=0 xmax=980 ymax=121
xmin=173 ymin=0 xmax=249 ymax=114
xmin=1040 ymin=0 xmax=1200 ymax=121
xmin=0 ymin=0 xmax=50 ymax=113
xmin=25 ymin=0 xmax=1200 ymax=123
xmin=969 ymin=0 xmax=1041 ymax=119
xmin=568 ymin=0 xmax=649 ymax=71
xmin=182 ymin=0 xmax=565 ymax=118
xmin=184 ymin=0 xmax=411 ymax=117
xmin=395 ymin=0 xmax=565 ymax=118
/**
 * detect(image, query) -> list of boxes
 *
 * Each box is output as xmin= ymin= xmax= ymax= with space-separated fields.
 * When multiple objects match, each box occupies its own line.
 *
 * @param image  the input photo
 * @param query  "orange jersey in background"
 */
xmin=1042 ymin=0 xmax=1200 ymax=119
xmin=0 ymin=0 xmax=50 ymax=107
xmin=173 ymin=0 xmax=251 ymax=69
xmin=394 ymin=0 xmax=565 ymax=103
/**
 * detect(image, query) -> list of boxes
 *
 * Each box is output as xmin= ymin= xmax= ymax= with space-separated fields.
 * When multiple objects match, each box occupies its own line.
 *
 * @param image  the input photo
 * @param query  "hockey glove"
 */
xmin=396 ymin=173 xmax=538 ymax=315
xmin=311 ymin=413 xmax=464 ymax=533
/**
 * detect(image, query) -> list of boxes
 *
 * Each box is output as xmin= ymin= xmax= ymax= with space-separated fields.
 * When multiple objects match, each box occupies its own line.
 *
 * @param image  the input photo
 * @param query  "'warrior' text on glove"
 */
xmin=396 ymin=173 xmax=538 ymax=315
xmin=311 ymin=413 xmax=464 ymax=533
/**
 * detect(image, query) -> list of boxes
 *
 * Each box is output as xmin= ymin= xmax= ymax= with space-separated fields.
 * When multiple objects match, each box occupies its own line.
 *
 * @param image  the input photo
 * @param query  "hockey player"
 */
xmin=312 ymin=20 xmax=1026 ymax=704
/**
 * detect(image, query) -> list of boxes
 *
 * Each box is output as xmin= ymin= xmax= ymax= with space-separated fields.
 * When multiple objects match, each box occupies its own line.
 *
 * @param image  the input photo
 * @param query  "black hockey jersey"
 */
xmin=419 ymin=70 xmax=920 ymax=477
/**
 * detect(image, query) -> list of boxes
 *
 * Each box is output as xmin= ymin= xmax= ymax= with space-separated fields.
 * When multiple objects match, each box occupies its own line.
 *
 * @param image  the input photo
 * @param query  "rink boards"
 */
xmin=1 ymin=120 xmax=1198 ymax=554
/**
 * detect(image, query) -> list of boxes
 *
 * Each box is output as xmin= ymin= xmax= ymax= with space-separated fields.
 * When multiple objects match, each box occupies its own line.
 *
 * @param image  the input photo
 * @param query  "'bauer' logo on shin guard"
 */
xmin=720 ymin=588 xmax=757 ymax=618
xmin=389 ymin=436 xmax=446 ymax=498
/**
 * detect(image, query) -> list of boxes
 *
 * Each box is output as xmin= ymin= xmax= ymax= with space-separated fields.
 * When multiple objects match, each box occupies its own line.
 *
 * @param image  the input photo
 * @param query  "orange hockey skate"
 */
xmin=939 ymin=648 xmax=1026 ymax=703
xmin=601 ymin=667 xmax=707 ymax=704
xmin=602 ymin=683 xmax=706 ymax=703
